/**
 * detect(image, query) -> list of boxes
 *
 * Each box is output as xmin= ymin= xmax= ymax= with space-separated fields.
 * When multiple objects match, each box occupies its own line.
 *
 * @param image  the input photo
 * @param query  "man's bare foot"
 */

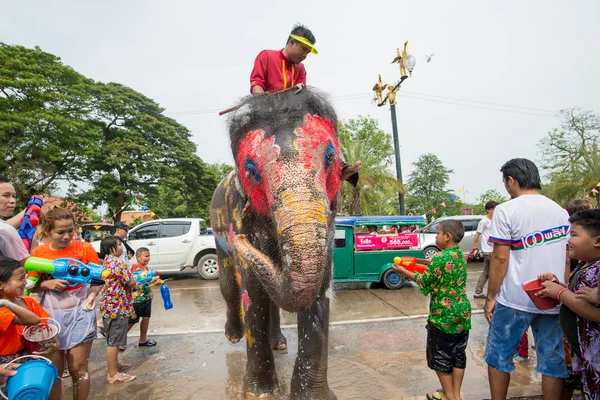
xmin=341 ymin=161 xmax=361 ymax=182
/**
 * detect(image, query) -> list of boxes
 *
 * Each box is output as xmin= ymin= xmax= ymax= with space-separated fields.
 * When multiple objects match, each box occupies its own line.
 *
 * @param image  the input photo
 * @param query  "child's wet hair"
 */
xmin=439 ymin=220 xmax=465 ymax=243
xmin=569 ymin=209 xmax=600 ymax=237
xmin=0 ymin=257 xmax=23 ymax=282
xmin=100 ymin=236 xmax=122 ymax=259
xmin=39 ymin=207 xmax=76 ymax=236
xmin=566 ymin=199 xmax=592 ymax=216
xmin=136 ymin=247 xmax=150 ymax=257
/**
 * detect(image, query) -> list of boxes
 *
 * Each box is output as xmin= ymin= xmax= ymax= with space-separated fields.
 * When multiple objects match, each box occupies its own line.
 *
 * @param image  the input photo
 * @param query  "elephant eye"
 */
xmin=324 ymin=144 xmax=336 ymax=169
xmin=244 ymin=159 xmax=261 ymax=183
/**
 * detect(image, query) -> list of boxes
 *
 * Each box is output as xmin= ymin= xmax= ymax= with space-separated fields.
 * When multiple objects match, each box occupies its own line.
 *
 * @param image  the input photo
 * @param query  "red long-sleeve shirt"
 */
xmin=250 ymin=49 xmax=306 ymax=93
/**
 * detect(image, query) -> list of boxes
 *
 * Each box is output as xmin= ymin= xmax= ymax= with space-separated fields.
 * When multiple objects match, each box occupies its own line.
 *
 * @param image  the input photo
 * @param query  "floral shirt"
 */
xmin=131 ymin=263 xmax=151 ymax=304
xmin=414 ymin=246 xmax=471 ymax=334
xmin=569 ymin=259 xmax=600 ymax=395
xmin=100 ymin=255 xmax=134 ymax=319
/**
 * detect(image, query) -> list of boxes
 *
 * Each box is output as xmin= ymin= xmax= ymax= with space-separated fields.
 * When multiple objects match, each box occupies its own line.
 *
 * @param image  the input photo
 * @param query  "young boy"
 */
xmin=392 ymin=220 xmax=471 ymax=400
xmin=100 ymin=236 xmax=138 ymax=383
xmin=128 ymin=247 xmax=157 ymax=347
xmin=537 ymin=209 xmax=600 ymax=397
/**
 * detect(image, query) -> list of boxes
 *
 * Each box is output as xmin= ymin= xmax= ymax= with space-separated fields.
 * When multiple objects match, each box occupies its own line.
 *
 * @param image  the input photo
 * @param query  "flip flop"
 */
xmin=107 ymin=373 xmax=136 ymax=384
xmin=426 ymin=390 xmax=443 ymax=400
xmin=62 ymin=369 xmax=70 ymax=378
xmin=118 ymin=363 xmax=132 ymax=372
xmin=138 ymin=339 xmax=157 ymax=347
xmin=118 ymin=346 xmax=126 ymax=352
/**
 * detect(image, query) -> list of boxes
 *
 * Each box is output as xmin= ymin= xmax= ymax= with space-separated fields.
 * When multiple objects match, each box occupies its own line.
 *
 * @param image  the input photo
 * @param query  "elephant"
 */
xmin=210 ymin=87 xmax=340 ymax=399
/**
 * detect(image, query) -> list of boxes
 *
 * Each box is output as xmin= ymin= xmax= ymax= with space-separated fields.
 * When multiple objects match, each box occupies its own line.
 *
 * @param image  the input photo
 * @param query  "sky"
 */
xmin=2 ymin=0 xmax=599 ymax=204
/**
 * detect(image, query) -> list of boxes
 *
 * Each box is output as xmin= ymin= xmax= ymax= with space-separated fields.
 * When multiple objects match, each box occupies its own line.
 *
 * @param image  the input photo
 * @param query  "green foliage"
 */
xmin=0 ymin=43 xmax=100 ymax=200
xmin=472 ymin=189 xmax=508 ymax=214
xmin=406 ymin=153 xmax=455 ymax=221
xmin=1 ymin=43 xmax=223 ymax=219
xmin=538 ymin=107 xmax=600 ymax=207
xmin=337 ymin=116 xmax=403 ymax=216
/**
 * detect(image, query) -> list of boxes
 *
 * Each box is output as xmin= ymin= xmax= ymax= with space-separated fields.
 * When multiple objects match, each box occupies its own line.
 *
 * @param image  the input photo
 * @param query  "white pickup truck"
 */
xmin=90 ymin=218 xmax=218 ymax=279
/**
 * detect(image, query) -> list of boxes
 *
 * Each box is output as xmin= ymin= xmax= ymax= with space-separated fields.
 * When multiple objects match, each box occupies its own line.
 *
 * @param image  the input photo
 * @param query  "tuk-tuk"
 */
xmin=333 ymin=216 xmax=427 ymax=289
xmin=80 ymin=223 xmax=115 ymax=244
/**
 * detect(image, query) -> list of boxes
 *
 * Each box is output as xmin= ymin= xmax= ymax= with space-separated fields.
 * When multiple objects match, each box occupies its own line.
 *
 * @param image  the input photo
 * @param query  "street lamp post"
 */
xmin=372 ymin=41 xmax=415 ymax=216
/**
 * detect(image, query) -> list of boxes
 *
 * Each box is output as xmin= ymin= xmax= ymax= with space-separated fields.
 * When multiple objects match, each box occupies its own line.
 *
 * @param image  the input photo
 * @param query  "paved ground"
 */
xmin=54 ymin=263 xmax=559 ymax=399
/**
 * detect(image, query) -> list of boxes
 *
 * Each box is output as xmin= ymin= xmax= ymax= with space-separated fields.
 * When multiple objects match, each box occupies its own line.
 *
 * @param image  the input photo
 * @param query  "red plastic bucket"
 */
xmin=522 ymin=279 xmax=560 ymax=310
xmin=22 ymin=318 xmax=60 ymax=353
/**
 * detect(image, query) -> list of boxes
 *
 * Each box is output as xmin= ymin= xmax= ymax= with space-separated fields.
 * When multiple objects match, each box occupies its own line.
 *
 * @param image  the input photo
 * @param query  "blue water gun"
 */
xmin=18 ymin=195 xmax=44 ymax=251
xmin=132 ymin=270 xmax=173 ymax=310
xmin=24 ymin=257 xmax=109 ymax=287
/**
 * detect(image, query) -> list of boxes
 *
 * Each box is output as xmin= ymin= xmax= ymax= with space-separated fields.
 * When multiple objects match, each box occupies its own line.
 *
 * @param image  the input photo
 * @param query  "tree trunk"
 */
xmin=350 ymin=186 xmax=361 ymax=216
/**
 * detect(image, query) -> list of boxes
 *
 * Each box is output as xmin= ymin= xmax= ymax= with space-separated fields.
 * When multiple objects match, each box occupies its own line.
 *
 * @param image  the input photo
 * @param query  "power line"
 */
xmin=164 ymin=90 xmax=559 ymax=117
xmin=397 ymin=94 xmax=557 ymax=117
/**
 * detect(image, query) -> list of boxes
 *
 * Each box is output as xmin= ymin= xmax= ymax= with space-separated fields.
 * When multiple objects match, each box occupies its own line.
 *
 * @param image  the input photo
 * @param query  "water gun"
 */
xmin=132 ymin=270 xmax=173 ymax=310
xmin=466 ymin=248 xmax=479 ymax=262
xmin=18 ymin=195 xmax=44 ymax=251
xmin=24 ymin=257 xmax=110 ymax=287
xmin=393 ymin=257 xmax=430 ymax=274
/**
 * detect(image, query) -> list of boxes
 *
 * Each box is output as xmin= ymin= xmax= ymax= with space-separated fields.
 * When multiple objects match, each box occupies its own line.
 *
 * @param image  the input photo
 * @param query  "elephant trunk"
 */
xmin=234 ymin=189 xmax=330 ymax=312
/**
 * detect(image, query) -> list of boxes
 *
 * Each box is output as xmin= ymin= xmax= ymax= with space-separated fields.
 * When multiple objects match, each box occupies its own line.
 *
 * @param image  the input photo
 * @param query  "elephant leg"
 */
xmin=244 ymin=288 xmax=279 ymax=398
xmin=217 ymin=247 xmax=244 ymax=343
xmin=269 ymin=303 xmax=287 ymax=351
xmin=290 ymin=292 xmax=336 ymax=400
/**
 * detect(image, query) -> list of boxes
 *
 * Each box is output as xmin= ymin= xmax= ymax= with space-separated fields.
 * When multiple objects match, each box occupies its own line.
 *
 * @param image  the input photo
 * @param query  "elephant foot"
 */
xmin=225 ymin=320 xmax=244 ymax=344
xmin=270 ymin=332 xmax=287 ymax=351
xmin=244 ymin=382 xmax=280 ymax=398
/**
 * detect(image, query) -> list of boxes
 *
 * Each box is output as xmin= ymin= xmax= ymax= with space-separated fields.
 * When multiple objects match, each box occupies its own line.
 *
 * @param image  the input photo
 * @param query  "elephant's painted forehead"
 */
xmin=236 ymin=114 xmax=339 ymax=215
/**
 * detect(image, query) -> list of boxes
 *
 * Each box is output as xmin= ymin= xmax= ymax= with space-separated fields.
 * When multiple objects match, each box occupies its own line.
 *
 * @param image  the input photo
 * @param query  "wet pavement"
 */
xmin=58 ymin=263 xmax=550 ymax=399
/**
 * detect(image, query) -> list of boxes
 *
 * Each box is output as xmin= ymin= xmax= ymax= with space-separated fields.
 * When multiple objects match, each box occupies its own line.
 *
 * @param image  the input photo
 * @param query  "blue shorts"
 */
xmin=484 ymin=303 xmax=568 ymax=378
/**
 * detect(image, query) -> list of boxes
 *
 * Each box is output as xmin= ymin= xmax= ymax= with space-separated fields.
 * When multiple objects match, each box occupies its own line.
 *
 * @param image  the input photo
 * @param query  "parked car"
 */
xmin=90 ymin=218 xmax=218 ymax=279
xmin=419 ymin=215 xmax=485 ymax=260
xmin=333 ymin=216 xmax=427 ymax=289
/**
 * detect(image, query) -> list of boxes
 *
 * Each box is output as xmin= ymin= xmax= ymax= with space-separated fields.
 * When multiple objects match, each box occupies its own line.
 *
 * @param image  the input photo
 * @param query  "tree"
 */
xmin=337 ymin=116 xmax=403 ymax=215
xmin=406 ymin=154 xmax=454 ymax=221
xmin=0 ymin=43 xmax=100 ymax=200
xmin=472 ymin=189 xmax=508 ymax=215
xmin=73 ymin=82 xmax=221 ymax=221
xmin=538 ymin=107 xmax=600 ymax=206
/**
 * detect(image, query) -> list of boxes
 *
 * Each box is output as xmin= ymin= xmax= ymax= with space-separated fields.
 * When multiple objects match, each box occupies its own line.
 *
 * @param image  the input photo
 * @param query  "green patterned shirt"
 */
xmin=414 ymin=246 xmax=471 ymax=334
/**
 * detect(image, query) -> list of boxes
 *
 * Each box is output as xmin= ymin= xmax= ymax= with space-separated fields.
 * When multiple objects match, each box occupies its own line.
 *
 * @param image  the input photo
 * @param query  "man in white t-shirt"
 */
xmin=473 ymin=201 xmax=498 ymax=299
xmin=483 ymin=159 xmax=569 ymax=400
xmin=0 ymin=176 xmax=30 ymax=263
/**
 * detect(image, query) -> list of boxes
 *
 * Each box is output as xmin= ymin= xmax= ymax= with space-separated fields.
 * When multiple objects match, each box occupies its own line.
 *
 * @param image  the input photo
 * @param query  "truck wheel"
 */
xmin=197 ymin=254 xmax=219 ymax=280
xmin=382 ymin=269 xmax=406 ymax=290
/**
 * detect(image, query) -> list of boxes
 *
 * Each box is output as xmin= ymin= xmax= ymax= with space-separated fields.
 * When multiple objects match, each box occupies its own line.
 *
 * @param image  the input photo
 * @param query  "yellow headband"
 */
xmin=289 ymin=34 xmax=318 ymax=54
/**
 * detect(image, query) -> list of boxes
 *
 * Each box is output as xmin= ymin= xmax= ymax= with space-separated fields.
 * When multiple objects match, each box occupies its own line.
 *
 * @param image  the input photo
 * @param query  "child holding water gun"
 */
xmin=0 ymin=257 xmax=58 ymax=363
xmin=30 ymin=207 xmax=101 ymax=400
xmin=127 ymin=247 xmax=159 ymax=347
xmin=392 ymin=220 xmax=471 ymax=400
xmin=99 ymin=236 xmax=139 ymax=384
xmin=537 ymin=209 xmax=600 ymax=398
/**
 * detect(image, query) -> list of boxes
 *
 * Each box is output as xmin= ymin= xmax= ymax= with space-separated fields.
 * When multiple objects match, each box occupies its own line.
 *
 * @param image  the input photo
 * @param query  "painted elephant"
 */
xmin=210 ymin=87 xmax=340 ymax=399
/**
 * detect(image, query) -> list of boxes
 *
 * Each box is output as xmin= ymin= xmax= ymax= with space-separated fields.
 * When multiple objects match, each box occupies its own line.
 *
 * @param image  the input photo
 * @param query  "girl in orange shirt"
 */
xmin=31 ymin=208 xmax=101 ymax=400
xmin=0 ymin=257 xmax=57 ymax=362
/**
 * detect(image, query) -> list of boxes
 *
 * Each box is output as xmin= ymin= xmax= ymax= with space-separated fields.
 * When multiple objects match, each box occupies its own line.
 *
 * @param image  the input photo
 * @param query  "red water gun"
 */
xmin=393 ymin=256 xmax=430 ymax=274
xmin=18 ymin=195 xmax=44 ymax=251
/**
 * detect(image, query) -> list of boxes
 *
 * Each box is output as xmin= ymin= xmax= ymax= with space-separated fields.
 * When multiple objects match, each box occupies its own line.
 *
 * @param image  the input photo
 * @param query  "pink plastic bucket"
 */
xmin=22 ymin=318 xmax=60 ymax=353
xmin=522 ymin=279 xmax=560 ymax=310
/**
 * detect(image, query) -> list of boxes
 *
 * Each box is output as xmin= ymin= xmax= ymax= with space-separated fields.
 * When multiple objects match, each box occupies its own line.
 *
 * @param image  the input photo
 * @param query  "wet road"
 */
xmin=59 ymin=263 xmax=545 ymax=399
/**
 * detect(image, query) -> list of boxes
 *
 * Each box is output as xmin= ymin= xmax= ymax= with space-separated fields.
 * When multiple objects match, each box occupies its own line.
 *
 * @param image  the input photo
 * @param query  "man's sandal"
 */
xmin=107 ymin=373 xmax=136 ymax=384
xmin=138 ymin=339 xmax=157 ymax=347
xmin=426 ymin=390 xmax=443 ymax=400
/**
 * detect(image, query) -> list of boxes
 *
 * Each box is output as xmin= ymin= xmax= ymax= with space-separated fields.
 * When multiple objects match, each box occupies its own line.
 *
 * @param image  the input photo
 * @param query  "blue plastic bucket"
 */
xmin=1 ymin=356 xmax=58 ymax=400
